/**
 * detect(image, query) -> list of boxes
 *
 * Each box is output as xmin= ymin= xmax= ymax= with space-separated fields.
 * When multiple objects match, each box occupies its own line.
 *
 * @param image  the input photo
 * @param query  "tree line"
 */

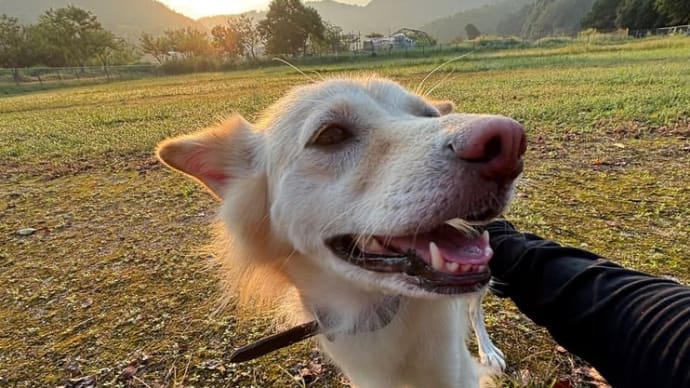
xmin=0 ymin=0 xmax=356 ymax=73
xmin=0 ymin=6 xmax=135 ymax=72
xmin=582 ymin=0 xmax=688 ymax=31
xmin=2 ymin=0 xmax=687 ymax=75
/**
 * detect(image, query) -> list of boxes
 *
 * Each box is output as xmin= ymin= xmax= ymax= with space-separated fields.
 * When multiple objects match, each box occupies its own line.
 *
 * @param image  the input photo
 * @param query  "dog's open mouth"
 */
xmin=326 ymin=220 xmax=492 ymax=294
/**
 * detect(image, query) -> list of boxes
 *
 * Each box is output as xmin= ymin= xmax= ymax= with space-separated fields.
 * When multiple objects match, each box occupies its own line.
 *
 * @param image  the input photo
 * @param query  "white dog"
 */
xmin=157 ymin=76 xmax=525 ymax=387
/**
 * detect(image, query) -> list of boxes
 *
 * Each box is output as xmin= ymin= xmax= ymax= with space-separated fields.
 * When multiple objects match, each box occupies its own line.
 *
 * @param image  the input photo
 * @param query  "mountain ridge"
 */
xmin=0 ymin=0 xmax=205 ymax=42
xmin=198 ymin=0 xmax=504 ymax=34
xmin=420 ymin=0 xmax=532 ymax=42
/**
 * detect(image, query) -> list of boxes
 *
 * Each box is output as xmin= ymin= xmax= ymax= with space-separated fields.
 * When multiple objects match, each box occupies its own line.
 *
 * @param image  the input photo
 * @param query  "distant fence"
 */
xmin=0 ymin=64 xmax=158 ymax=93
xmin=629 ymin=24 xmax=690 ymax=38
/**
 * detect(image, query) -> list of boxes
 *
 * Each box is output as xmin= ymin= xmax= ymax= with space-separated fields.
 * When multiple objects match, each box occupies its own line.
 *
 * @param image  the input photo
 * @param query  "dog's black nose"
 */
xmin=450 ymin=117 xmax=527 ymax=180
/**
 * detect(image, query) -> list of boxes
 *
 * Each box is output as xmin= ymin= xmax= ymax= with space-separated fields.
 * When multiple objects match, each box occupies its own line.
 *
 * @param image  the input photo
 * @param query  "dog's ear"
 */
xmin=431 ymin=100 xmax=455 ymax=115
xmin=156 ymin=115 xmax=263 ymax=199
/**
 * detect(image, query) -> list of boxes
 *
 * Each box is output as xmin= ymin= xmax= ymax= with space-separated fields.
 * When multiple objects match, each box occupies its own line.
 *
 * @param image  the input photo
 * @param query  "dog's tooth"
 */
xmin=366 ymin=238 xmax=385 ymax=252
xmin=429 ymin=242 xmax=444 ymax=271
xmin=460 ymin=264 xmax=472 ymax=272
xmin=477 ymin=265 xmax=487 ymax=272
xmin=446 ymin=261 xmax=460 ymax=272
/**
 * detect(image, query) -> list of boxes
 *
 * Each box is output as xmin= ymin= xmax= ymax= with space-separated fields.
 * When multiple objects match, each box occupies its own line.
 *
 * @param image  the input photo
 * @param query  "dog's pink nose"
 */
xmin=453 ymin=117 xmax=527 ymax=180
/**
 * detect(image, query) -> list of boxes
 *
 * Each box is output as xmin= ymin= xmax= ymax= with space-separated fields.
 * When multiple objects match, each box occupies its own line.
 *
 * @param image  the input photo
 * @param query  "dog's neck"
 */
xmin=314 ymin=294 xmax=402 ymax=340
xmin=285 ymin=254 xmax=405 ymax=337
xmin=229 ymin=280 xmax=402 ymax=363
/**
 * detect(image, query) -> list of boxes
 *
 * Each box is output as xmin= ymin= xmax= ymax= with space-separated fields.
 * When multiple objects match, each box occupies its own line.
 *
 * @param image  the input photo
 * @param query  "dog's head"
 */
xmin=158 ymin=77 xmax=525 ymax=300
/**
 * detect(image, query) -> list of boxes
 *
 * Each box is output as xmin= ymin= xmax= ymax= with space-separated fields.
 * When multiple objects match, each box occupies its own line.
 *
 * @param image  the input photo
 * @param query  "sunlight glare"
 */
xmin=159 ymin=0 xmax=270 ymax=19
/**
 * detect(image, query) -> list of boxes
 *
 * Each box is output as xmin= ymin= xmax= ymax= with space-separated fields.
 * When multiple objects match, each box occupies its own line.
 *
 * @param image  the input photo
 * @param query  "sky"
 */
xmin=158 ymin=0 xmax=371 ymax=19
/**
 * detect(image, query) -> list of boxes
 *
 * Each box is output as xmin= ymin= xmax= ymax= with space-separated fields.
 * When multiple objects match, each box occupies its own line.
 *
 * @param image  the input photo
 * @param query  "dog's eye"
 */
xmin=310 ymin=124 xmax=352 ymax=147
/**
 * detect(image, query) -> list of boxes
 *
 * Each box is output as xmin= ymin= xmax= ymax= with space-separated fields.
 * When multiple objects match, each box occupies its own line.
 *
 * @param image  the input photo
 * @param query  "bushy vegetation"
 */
xmin=0 ymin=7 xmax=135 ymax=72
xmin=582 ymin=0 xmax=689 ymax=31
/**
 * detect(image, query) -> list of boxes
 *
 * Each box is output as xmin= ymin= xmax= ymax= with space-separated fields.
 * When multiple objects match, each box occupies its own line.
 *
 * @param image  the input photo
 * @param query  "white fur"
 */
xmin=157 ymin=76 xmax=512 ymax=387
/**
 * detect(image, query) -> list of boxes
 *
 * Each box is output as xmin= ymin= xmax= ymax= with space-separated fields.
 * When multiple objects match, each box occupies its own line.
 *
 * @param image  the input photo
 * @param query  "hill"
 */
xmin=310 ymin=0 xmax=502 ymax=34
xmin=197 ymin=0 xmax=505 ymax=35
xmin=497 ymin=0 xmax=597 ymax=38
xmin=421 ymin=0 xmax=532 ymax=43
xmin=197 ymin=11 xmax=266 ymax=30
xmin=0 ymin=0 xmax=205 ymax=42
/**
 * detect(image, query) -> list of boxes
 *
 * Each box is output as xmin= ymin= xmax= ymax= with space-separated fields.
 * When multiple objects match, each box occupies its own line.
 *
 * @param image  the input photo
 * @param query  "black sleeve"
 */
xmin=486 ymin=220 xmax=690 ymax=388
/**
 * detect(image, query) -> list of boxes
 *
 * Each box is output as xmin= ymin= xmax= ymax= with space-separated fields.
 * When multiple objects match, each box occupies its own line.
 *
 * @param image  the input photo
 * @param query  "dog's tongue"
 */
xmin=386 ymin=224 xmax=492 ymax=265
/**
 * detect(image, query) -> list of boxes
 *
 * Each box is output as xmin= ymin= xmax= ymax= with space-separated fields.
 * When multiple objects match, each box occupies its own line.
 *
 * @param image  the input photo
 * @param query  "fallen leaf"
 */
xmin=17 ymin=228 xmax=37 ymax=236
xmin=308 ymin=361 xmax=323 ymax=374
xmin=63 ymin=376 xmax=96 ymax=388
xmin=518 ymin=369 xmax=531 ymax=385
xmin=65 ymin=359 xmax=82 ymax=377
xmin=81 ymin=298 xmax=93 ymax=309
xmin=119 ymin=364 xmax=138 ymax=382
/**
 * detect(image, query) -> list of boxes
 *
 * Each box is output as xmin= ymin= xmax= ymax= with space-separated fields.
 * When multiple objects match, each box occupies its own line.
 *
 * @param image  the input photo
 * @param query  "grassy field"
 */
xmin=1 ymin=36 xmax=689 ymax=387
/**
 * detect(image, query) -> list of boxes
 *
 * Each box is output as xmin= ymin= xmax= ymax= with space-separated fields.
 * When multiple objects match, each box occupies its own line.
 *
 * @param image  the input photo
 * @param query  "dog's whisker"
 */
xmin=272 ymin=57 xmax=317 ymax=82
xmin=416 ymin=51 xmax=475 ymax=95
xmin=310 ymin=70 xmax=326 ymax=81
xmin=320 ymin=198 xmax=369 ymax=233
xmin=424 ymin=73 xmax=461 ymax=98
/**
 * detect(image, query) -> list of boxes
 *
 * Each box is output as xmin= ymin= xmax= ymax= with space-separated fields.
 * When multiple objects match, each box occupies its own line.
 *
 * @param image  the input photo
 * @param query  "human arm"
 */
xmin=486 ymin=219 xmax=690 ymax=388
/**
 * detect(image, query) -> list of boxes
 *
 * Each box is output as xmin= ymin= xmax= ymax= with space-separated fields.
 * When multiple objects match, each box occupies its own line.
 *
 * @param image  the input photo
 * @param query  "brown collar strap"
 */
xmin=229 ymin=295 xmax=402 ymax=363
xmin=229 ymin=320 xmax=320 ymax=363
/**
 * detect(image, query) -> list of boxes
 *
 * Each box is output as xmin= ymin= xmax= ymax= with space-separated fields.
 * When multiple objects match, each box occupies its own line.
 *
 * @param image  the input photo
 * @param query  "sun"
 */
xmin=158 ymin=0 xmax=269 ymax=19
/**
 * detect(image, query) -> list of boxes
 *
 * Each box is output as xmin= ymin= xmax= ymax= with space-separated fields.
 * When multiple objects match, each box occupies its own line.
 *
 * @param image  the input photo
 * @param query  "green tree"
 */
xmin=0 ymin=15 xmax=31 ymax=81
xmin=0 ymin=16 xmax=27 ymax=67
xmin=91 ymin=32 xmax=134 ymax=69
xmin=655 ymin=0 xmax=690 ymax=25
xmin=316 ymin=22 xmax=348 ymax=55
xmin=164 ymin=28 xmax=212 ymax=58
xmin=584 ymin=0 xmax=673 ymax=31
xmin=616 ymin=0 xmax=667 ymax=29
xmin=234 ymin=15 xmax=262 ymax=60
xmin=100 ymin=38 xmax=136 ymax=66
xmin=465 ymin=23 xmax=481 ymax=39
xmin=211 ymin=16 xmax=262 ymax=60
xmin=211 ymin=24 xmax=243 ymax=59
xmin=178 ymin=28 xmax=212 ymax=58
xmin=582 ymin=0 xmax=622 ymax=30
xmin=34 ymin=6 xmax=111 ymax=67
xmin=258 ymin=0 xmax=325 ymax=55
xmin=140 ymin=32 xmax=170 ymax=64
xmin=87 ymin=29 xmax=119 ymax=65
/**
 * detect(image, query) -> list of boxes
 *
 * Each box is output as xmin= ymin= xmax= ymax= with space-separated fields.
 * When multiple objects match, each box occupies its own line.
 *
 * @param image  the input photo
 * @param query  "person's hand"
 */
xmin=484 ymin=218 xmax=522 ymax=298
xmin=484 ymin=218 xmax=602 ymax=299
